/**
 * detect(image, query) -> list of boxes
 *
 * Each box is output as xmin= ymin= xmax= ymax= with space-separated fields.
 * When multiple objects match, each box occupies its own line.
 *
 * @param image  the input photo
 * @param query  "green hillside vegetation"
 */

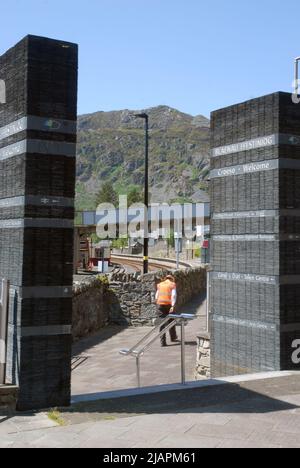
xmin=76 ymin=105 xmax=210 ymax=211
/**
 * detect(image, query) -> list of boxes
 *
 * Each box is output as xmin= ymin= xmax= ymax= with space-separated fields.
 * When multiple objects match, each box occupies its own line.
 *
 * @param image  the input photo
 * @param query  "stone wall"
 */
xmin=107 ymin=267 xmax=207 ymax=326
xmin=195 ymin=332 xmax=211 ymax=379
xmin=72 ymin=267 xmax=207 ymax=337
xmin=0 ymin=385 xmax=18 ymax=410
xmin=107 ymin=272 xmax=151 ymax=326
xmin=72 ymin=277 xmax=110 ymax=340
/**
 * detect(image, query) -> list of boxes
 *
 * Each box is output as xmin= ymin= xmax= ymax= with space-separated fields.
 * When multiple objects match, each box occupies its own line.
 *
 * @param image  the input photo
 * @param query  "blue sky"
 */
xmin=1 ymin=0 xmax=300 ymax=117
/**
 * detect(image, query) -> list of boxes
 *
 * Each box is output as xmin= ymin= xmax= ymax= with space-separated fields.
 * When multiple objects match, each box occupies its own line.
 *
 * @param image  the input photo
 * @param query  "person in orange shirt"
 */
xmin=156 ymin=275 xmax=178 ymax=347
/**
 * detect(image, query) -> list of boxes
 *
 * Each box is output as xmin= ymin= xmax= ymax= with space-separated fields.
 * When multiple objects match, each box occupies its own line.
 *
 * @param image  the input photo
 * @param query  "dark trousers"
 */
xmin=158 ymin=305 xmax=178 ymax=345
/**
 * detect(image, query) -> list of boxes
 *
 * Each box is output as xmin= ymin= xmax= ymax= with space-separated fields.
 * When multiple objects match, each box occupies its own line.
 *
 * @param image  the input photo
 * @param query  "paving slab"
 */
xmin=71 ymin=294 xmax=207 ymax=397
xmin=0 ymin=373 xmax=299 ymax=447
xmin=153 ymin=434 xmax=221 ymax=449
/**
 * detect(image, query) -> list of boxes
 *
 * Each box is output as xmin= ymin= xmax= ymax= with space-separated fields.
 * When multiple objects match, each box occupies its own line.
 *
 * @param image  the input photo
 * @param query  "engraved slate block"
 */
xmin=17 ymin=335 xmax=72 ymax=411
xmin=211 ymin=214 xmax=300 ymax=236
xmin=210 ymin=92 xmax=300 ymax=377
xmin=0 ymin=35 xmax=78 ymax=410
xmin=210 ymin=171 xmax=280 ymax=213
xmin=211 ymin=239 xmax=279 ymax=275
xmin=210 ymin=320 xmax=281 ymax=377
xmin=210 ymin=278 xmax=280 ymax=324
xmin=7 ymin=291 xmax=72 ymax=327
xmin=0 ymin=227 xmax=74 ymax=287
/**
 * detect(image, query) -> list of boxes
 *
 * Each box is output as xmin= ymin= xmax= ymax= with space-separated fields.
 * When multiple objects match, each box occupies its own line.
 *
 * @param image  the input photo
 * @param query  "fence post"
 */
xmin=0 ymin=279 xmax=9 ymax=384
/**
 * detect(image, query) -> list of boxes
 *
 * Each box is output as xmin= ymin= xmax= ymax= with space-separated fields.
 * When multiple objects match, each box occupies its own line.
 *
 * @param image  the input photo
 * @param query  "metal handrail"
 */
xmin=137 ymin=319 xmax=179 ymax=356
xmin=119 ymin=314 xmax=173 ymax=356
xmin=120 ymin=313 xmax=196 ymax=388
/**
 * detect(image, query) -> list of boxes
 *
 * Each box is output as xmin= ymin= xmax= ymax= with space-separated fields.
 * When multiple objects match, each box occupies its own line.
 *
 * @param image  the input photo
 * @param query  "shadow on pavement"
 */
xmin=61 ymin=375 xmax=300 ymax=424
xmin=72 ymin=325 xmax=128 ymax=356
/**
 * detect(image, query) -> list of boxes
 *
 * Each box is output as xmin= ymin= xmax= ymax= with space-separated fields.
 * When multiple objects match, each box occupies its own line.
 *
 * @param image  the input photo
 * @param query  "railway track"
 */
xmin=111 ymin=255 xmax=191 ymax=273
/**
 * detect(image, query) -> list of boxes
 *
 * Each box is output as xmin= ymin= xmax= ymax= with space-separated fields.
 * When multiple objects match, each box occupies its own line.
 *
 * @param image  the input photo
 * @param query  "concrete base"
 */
xmin=0 ymin=385 xmax=18 ymax=410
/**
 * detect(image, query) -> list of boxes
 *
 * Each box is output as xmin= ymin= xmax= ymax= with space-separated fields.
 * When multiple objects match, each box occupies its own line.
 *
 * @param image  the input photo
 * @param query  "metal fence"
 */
xmin=0 ymin=279 xmax=9 ymax=384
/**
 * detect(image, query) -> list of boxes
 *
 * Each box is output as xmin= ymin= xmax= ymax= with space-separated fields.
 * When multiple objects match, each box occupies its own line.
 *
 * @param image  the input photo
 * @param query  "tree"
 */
xmin=112 ymin=237 xmax=129 ymax=252
xmin=167 ymin=228 xmax=175 ymax=248
xmin=96 ymin=182 xmax=118 ymax=207
xmin=127 ymin=187 xmax=144 ymax=206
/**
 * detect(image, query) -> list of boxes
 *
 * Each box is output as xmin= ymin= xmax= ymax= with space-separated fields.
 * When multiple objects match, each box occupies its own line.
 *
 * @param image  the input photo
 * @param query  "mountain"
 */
xmin=76 ymin=105 xmax=210 ymax=210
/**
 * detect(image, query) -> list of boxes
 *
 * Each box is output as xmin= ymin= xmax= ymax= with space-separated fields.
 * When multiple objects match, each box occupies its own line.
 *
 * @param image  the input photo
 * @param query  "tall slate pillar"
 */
xmin=0 ymin=36 xmax=78 ymax=410
xmin=210 ymin=92 xmax=300 ymax=377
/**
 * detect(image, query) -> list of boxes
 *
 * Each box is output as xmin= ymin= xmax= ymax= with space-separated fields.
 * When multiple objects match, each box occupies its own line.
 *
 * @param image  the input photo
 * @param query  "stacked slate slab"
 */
xmin=210 ymin=92 xmax=300 ymax=377
xmin=0 ymin=35 xmax=78 ymax=410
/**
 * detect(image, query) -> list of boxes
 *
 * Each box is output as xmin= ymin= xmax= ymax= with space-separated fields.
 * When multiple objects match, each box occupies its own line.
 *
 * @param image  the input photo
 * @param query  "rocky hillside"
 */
xmin=76 ymin=105 xmax=210 ymax=210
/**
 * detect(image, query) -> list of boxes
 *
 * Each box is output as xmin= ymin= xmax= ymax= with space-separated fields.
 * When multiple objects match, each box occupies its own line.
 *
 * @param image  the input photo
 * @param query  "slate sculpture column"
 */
xmin=0 ymin=35 xmax=78 ymax=410
xmin=210 ymin=92 xmax=300 ymax=377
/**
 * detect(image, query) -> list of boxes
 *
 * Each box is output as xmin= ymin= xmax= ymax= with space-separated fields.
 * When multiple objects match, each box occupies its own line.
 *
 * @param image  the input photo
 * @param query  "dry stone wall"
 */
xmin=72 ymin=267 xmax=207 ymax=338
xmin=195 ymin=332 xmax=211 ymax=379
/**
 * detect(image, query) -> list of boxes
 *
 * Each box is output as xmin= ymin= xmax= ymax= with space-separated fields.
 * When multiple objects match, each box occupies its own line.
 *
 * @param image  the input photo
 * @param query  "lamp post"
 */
xmin=135 ymin=113 xmax=149 ymax=274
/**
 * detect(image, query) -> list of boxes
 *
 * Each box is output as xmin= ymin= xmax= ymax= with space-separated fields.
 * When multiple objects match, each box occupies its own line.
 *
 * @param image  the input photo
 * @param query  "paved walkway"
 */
xmin=71 ymin=293 xmax=207 ymax=397
xmin=1 ymin=372 xmax=300 ymax=448
xmin=2 ymin=292 xmax=299 ymax=448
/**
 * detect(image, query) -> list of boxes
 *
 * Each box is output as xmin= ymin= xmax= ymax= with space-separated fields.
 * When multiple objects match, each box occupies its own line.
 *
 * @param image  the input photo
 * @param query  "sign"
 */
xmin=212 ymin=234 xmax=276 ymax=241
xmin=212 ymin=135 xmax=277 ymax=157
xmin=213 ymin=210 xmax=277 ymax=220
xmin=0 ymin=116 xmax=76 ymax=141
xmin=212 ymin=314 xmax=277 ymax=331
xmin=212 ymin=271 xmax=278 ymax=285
xmin=210 ymin=159 xmax=278 ymax=179
xmin=212 ymin=233 xmax=300 ymax=242
xmin=212 ymin=133 xmax=300 ymax=158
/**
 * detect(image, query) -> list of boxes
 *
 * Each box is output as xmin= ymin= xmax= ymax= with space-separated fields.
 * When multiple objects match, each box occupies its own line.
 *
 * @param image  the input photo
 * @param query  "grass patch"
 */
xmin=47 ymin=409 xmax=67 ymax=426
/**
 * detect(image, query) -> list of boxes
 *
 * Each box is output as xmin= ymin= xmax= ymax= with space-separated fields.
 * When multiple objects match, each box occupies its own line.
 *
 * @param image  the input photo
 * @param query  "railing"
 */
xmin=120 ymin=313 xmax=196 ymax=388
xmin=0 ymin=279 xmax=9 ymax=384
